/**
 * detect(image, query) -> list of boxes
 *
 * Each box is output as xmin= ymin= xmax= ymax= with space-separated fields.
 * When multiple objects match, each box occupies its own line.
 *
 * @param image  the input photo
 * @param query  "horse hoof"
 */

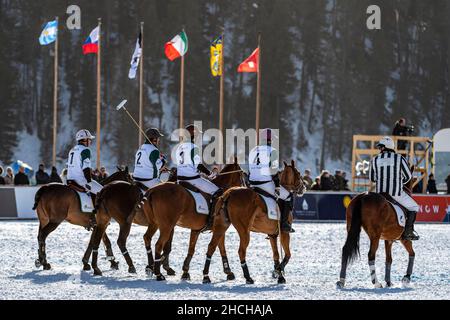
xmin=83 ymin=263 xmax=91 ymax=271
xmin=336 ymin=281 xmax=345 ymax=289
xmin=277 ymin=276 xmax=286 ymax=284
xmin=145 ymin=266 xmax=154 ymax=276
xmin=43 ymin=263 xmax=51 ymax=270
xmin=93 ymin=268 xmax=103 ymax=276
xmin=165 ymin=268 xmax=176 ymax=276
xmin=181 ymin=272 xmax=190 ymax=281
xmin=402 ymin=275 xmax=411 ymax=285
xmin=226 ymin=273 xmax=236 ymax=281
xmin=386 ymin=281 xmax=393 ymax=287
xmin=128 ymin=266 xmax=137 ymax=274
xmin=156 ymin=274 xmax=166 ymax=281
xmin=246 ymin=278 xmax=254 ymax=285
xmin=35 ymin=259 xmax=42 ymax=268
xmin=272 ymin=270 xmax=279 ymax=279
xmin=110 ymin=260 xmax=119 ymax=270
xmin=203 ymin=275 xmax=211 ymax=284
xmin=373 ymin=282 xmax=383 ymax=288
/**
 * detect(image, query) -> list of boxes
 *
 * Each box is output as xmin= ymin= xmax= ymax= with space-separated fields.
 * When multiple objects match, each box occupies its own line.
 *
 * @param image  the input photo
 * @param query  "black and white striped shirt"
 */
xmin=369 ymin=151 xmax=412 ymax=196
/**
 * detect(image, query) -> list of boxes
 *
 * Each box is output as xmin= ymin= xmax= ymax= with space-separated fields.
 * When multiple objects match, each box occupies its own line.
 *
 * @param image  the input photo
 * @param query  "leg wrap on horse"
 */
xmin=222 ymin=256 xmax=231 ymax=273
xmin=203 ymin=255 xmax=212 ymax=275
xmin=241 ymin=260 xmax=251 ymax=279
xmin=369 ymin=260 xmax=378 ymax=284
xmin=407 ymin=255 xmax=415 ymax=276
xmin=385 ymin=262 xmax=392 ymax=284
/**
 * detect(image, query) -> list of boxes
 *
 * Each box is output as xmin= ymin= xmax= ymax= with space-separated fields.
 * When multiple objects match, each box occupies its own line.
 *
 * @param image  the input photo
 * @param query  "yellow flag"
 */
xmin=210 ymin=36 xmax=223 ymax=77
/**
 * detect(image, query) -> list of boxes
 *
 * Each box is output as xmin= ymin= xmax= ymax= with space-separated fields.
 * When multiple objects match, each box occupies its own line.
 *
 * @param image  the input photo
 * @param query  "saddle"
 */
xmin=67 ymin=180 xmax=95 ymax=213
xmin=251 ymin=187 xmax=280 ymax=221
xmin=379 ymin=193 xmax=407 ymax=227
xmin=177 ymin=181 xmax=210 ymax=214
xmin=67 ymin=180 xmax=87 ymax=193
xmin=380 ymin=193 xmax=408 ymax=212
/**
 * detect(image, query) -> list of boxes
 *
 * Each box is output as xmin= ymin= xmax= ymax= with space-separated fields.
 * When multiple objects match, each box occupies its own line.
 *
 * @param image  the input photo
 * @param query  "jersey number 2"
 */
xmin=136 ymin=152 xmax=142 ymax=165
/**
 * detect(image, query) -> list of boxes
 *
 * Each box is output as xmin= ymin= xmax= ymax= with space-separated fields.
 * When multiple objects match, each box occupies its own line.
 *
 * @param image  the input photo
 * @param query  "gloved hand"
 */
xmin=85 ymin=183 xmax=92 ymax=194
xmin=275 ymin=187 xmax=280 ymax=197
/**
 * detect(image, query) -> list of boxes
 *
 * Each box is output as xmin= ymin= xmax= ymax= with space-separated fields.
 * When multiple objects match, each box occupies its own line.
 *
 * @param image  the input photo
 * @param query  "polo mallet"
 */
xmin=115 ymin=99 xmax=151 ymax=142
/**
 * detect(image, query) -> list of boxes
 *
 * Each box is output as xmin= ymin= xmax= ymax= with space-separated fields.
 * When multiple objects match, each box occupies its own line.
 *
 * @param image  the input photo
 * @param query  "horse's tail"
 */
xmin=216 ymin=189 xmax=232 ymax=224
xmin=94 ymin=186 xmax=107 ymax=213
xmin=32 ymin=185 xmax=48 ymax=210
xmin=342 ymin=195 xmax=363 ymax=265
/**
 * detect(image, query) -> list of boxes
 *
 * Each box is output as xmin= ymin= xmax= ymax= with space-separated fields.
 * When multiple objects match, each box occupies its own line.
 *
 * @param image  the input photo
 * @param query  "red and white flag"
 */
xmin=237 ymin=48 xmax=259 ymax=73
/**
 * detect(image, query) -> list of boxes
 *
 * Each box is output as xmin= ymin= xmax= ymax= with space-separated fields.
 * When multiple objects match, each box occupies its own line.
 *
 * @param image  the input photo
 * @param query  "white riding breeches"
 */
xmin=180 ymin=177 xmax=219 ymax=195
xmin=392 ymin=192 xmax=419 ymax=212
xmin=136 ymin=178 xmax=160 ymax=190
xmin=74 ymin=179 xmax=102 ymax=194
xmin=250 ymin=181 xmax=290 ymax=200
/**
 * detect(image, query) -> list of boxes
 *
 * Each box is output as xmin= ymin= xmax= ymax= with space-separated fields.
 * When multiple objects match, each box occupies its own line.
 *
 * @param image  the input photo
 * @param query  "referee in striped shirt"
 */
xmin=369 ymin=136 xmax=420 ymax=240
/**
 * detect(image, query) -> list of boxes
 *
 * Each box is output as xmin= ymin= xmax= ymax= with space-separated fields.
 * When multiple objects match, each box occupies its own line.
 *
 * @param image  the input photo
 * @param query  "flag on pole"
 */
xmin=128 ymin=32 xmax=142 ymax=79
xmin=164 ymin=31 xmax=188 ymax=61
xmin=39 ymin=20 xmax=58 ymax=45
xmin=238 ymin=48 xmax=259 ymax=73
xmin=82 ymin=26 xmax=100 ymax=55
xmin=210 ymin=35 xmax=223 ymax=77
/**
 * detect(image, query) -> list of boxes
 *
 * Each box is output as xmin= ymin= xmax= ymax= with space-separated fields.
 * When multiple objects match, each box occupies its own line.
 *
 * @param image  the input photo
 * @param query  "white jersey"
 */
xmin=67 ymin=145 xmax=92 ymax=185
xmin=133 ymin=143 xmax=163 ymax=180
xmin=248 ymin=145 xmax=279 ymax=182
xmin=175 ymin=142 xmax=201 ymax=177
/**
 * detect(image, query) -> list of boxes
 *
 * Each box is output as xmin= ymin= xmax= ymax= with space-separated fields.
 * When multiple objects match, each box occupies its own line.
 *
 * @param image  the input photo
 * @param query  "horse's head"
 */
xmin=101 ymin=166 xmax=133 ymax=185
xmin=213 ymin=156 xmax=244 ymax=188
xmin=280 ymin=160 xmax=306 ymax=195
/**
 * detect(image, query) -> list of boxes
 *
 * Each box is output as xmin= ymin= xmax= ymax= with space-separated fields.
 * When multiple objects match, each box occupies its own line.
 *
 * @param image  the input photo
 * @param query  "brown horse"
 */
xmin=201 ymin=160 xmax=305 ymax=284
xmin=86 ymin=169 xmax=178 ymax=276
xmin=33 ymin=167 xmax=133 ymax=270
xmin=336 ymin=168 xmax=417 ymax=289
xmin=140 ymin=160 xmax=244 ymax=281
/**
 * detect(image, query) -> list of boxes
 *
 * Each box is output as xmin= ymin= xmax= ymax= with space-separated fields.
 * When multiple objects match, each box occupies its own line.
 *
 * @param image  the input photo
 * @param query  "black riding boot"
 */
xmin=402 ymin=211 xmax=419 ymax=241
xmin=87 ymin=193 xmax=97 ymax=231
xmin=278 ymin=199 xmax=295 ymax=233
xmin=201 ymin=189 xmax=223 ymax=233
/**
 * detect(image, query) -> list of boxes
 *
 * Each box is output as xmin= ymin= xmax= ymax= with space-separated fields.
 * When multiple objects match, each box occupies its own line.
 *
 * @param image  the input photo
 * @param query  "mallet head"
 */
xmin=116 ymin=99 xmax=128 ymax=111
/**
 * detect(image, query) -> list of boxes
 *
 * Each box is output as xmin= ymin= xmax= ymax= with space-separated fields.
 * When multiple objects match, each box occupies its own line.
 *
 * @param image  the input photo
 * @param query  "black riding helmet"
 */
xmin=145 ymin=128 xmax=164 ymax=141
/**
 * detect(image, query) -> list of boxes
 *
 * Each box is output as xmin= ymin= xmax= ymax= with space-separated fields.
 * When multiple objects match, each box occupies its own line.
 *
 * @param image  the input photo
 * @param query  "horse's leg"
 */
xmin=269 ymin=236 xmax=281 ymax=279
xmin=238 ymin=231 xmax=254 ymax=284
xmin=384 ymin=240 xmax=393 ymax=287
xmin=82 ymin=228 xmax=95 ymax=271
xmin=36 ymin=222 xmax=60 ymax=270
xmin=90 ymin=223 xmax=108 ymax=276
xmin=162 ymin=228 xmax=176 ymax=276
xmin=277 ymin=231 xmax=292 ymax=284
xmin=154 ymin=227 xmax=173 ymax=281
xmin=116 ymin=222 xmax=136 ymax=274
xmin=400 ymin=240 xmax=415 ymax=285
xmin=143 ymin=224 xmax=158 ymax=275
xmin=181 ymin=230 xmax=200 ymax=281
xmin=217 ymin=235 xmax=235 ymax=281
xmin=368 ymin=237 xmax=382 ymax=288
xmin=102 ymin=232 xmax=119 ymax=270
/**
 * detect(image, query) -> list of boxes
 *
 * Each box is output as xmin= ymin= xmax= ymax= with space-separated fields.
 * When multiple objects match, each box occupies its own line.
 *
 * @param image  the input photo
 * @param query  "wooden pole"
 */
xmin=96 ymin=18 xmax=102 ymax=169
xmin=139 ymin=22 xmax=144 ymax=146
xmin=219 ymin=31 xmax=225 ymax=165
xmin=256 ymin=33 xmax=261 ymax=144
xmin=52 ymin=17 xmax=59 ymax=167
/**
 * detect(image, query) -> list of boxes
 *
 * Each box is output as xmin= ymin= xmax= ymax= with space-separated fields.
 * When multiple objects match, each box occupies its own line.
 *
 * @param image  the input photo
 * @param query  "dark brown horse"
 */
xmin=336 ymin=168 xmax=417 ymax=288
xmin=202 ymin=160 xmax=305 ymax=284
xmin=86 ymin=169 xmax=177 ymax=276
xmin=140 ymin=161 xmax=244 ymax=281
xmin=33 ymin=167 xmax=133 ymax=270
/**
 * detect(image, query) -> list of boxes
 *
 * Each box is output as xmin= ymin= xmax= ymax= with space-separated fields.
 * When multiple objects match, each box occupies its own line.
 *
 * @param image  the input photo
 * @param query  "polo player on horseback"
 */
xmin=133 ymin=128 xmax=165 ymax=190
xmin=175 ymin=124 xmax=223 ymax=232
xmin=66 ymin=129 xmax=102 ymax=229
xmin=369 ymin=136 xmax=419 ymax=240
xmin=248 ymin=128 xmax=295 ymax=233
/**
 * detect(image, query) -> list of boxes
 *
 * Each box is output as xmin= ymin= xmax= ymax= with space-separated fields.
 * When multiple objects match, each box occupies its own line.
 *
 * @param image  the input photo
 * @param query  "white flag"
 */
xmin=128 ymin=32 xmax=142 ymax=79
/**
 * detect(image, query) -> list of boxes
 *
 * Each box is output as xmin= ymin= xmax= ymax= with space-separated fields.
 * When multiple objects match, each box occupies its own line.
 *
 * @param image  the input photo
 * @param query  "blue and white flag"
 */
xmin=39 ymin=20 xmax=58 ymax=45
xmin=128 ymin=32 xmax=142 ymax=79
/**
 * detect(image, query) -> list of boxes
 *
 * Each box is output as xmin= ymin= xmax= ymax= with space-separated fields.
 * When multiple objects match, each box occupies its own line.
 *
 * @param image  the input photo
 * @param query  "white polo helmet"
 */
xmin=377 ymin=136 xmax=395 ymax=150
xmin=76 ymin=129 xmax=95 ymax=141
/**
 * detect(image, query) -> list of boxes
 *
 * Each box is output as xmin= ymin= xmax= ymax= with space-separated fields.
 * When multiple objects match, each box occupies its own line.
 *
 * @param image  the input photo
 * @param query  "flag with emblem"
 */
xmin=238 ymin=48 xmax=259 ymax=73
xmin=210 ymin=35 xmax=223 ymax=77
xmin=128 ymin=31 xmax=142 ymax=79
xmin=39 ymin=20 xmax=58 ymax=45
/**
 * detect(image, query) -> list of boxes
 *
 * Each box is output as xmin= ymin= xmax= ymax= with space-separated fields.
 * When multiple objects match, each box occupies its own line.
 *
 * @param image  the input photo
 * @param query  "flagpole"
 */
xmin=52 ymin=16 xmax=59 ymax=167
xmin=179 ymin=47 xmax=185 ymax=138
xmin=96 ymin=18 xmax=102 ymax=169
xmin=256 ymin=32 xmax=261 ymax=144
xmin=139 ymin=21 xmax=144 ymax=146
xmin=219 ymin=30 xmax=225 ymax=166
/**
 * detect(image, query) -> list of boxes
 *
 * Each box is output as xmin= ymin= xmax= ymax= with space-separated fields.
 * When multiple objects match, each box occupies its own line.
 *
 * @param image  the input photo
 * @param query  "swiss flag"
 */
xmin=238 ymin=48 xmax=259 ymax=73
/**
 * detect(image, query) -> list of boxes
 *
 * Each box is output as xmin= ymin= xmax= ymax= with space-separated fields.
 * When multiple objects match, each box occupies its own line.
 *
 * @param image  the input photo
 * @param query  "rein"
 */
xmin=216 ymin=169 xmax=244 ymax=176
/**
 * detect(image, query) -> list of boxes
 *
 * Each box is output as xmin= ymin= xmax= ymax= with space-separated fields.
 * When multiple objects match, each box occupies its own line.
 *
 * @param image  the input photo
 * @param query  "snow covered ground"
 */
xmin=0 ymin=221 xmax=449 ymax=300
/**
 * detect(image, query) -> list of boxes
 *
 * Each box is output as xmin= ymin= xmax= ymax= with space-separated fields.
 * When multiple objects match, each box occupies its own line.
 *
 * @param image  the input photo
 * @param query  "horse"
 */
xmin=139 ymin=160 xmax=244 ymax=281
xmin=201 ymin=160 xmax=305 ymax=284
xmin=85 ymin=169 xmax=178 ymax=276
xmin=32 ymin=167 xmax=133 ymax=271
xmin=336 ymin=167 xmax=417 ymax=289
